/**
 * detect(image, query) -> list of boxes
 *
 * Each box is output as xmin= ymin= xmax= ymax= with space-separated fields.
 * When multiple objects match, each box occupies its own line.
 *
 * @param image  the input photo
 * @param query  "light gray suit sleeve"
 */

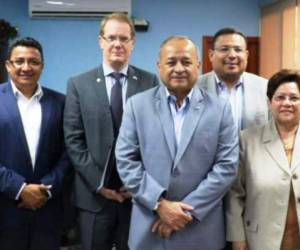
xmin=226 ymin=131 xmax=247 ymax=241
xmin=182 ymin=101 xmax=239 ymax=221
xmin=64 ymin=78 xmax=102 ymax=192
xmin=116 ymin=98 xmax=166 ymax=211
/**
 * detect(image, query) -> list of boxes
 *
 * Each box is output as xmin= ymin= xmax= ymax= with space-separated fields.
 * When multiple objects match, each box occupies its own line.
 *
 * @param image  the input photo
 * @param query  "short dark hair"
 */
xmin=212 ymin=27 xmax=247 ymax=49
xmin=99 ymin=13 xmax=135 ymax=38
xmin=7 ymin=37 xmax=44 ymax=62
xmin=267 ymin=69 xmax=300 ymax=100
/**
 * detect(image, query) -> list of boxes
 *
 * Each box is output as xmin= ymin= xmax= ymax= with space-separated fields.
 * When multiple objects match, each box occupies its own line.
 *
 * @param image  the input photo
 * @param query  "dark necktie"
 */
xmin=110 ymin=72 xmax=124 ymax=136
xmin=105 ymin=72 xmax=124 ymax=189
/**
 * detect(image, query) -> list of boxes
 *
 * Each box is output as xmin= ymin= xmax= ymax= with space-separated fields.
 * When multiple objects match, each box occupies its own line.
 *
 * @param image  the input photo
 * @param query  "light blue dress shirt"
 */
xmin=165 ymin=87 xmax=193 ymax=148
xmin=215 ymin=74 xmax=244 ymax=130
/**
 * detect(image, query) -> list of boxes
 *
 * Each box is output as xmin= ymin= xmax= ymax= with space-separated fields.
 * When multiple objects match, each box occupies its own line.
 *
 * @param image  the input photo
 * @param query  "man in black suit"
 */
xmin=64 ymin=13 xmax=158 ymax=250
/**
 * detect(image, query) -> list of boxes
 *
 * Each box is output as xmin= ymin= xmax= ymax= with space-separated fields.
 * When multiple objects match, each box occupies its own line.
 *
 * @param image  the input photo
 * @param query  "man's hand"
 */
xmin=119 ymin=186 xmax=131 ymax=199
xmin=232 ymin=241 xmax=248 ymax=250
xmin=98 ymin=187 xmax=125 ymax=203
xmin=156 ymin=199 xmax=193 ymax=231
xmin=19 ymin=184 xmax=49 ymax=210
xmin=152 ymin=218 xmax=174 ymax=238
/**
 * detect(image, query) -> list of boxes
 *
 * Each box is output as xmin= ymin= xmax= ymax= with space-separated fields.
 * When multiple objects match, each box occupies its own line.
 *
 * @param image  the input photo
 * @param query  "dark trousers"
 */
xmin=79 ymin=199 xmax=132 ymax=250
xmin=0 ymin=226 xmax=60 ymax=250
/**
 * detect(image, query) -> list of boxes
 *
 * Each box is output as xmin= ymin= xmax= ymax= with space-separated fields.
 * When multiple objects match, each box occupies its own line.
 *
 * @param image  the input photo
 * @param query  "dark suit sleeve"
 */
xmin=40 ymin=94 xmax=71 ymax=197
xmin=40 ymin=150 xmax=70 ymax=198
xmin=0 ymin=164 xmax=25 ymax=199
xmin=153 ymin=75 xmax=159 ymax=87
xmin=64 ymin=78 xmax=102 ymax=192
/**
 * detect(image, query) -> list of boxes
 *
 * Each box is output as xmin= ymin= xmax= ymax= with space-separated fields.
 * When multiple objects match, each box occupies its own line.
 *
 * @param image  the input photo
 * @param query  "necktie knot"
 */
xmin=110 ymin=72 xmax=124 ymax=82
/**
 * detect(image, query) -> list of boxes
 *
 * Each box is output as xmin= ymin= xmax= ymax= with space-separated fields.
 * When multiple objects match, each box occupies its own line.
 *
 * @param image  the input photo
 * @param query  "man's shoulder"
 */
xmin=243 ymin=72 xmax=268 ymax=84
xmin=42 ymin=86 xmax=65 ymax=101
xmin=198 ymin=71 xmax=214 ymax=82
xmin=129 ymin=65 xmax=156 ymax=78
xmin=0 ymin=82 xmax=9 ymax=92
xmin=130 ymin=85 xmax=159 ymax=102
xmin=69 ymin=66 xmax=99 ymax=83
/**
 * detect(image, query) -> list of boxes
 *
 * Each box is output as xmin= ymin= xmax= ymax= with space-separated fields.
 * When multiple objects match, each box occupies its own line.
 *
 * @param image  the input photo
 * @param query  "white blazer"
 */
xmin=226 ymin=120 xmax=300 ymax=250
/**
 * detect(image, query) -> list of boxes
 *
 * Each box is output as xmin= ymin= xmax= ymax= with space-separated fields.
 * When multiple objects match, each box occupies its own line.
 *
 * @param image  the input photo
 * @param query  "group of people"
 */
xmin=0 ymin=12 xmax=299 ymax=250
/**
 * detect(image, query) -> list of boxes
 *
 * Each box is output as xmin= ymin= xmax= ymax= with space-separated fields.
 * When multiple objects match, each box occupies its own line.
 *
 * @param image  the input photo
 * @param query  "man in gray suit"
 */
xmin=64 ymin=13 xmax=158 ymax=250
xmin=199 ymin=28 xmax=269 ymax=130
xmin=115 ymin=36 xmax=239 ymax=250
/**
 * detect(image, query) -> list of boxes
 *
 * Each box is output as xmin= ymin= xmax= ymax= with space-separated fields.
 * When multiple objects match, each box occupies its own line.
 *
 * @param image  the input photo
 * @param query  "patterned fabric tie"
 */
xmin=110 ymin=72 xmax=124 ymax=136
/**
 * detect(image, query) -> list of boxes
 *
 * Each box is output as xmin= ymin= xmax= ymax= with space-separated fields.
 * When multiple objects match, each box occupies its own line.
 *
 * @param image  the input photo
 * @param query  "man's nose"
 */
xmin=227 ymin=48 xmax=238 ymax=57
xmin=174 ymin=62 xmax=184 ymax=72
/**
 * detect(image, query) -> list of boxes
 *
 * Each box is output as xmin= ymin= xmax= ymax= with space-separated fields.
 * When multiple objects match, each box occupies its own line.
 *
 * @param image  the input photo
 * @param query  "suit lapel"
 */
xmin=263 ymin=121 xmax=290 ymax=175
xmin=91 ymin=66 xmax=111 ymax=108
xmin=205 ymin=72 xmax=218 ymax=95
xmin=155 ymin=86 xmax=176 ymax=159
xmin=174 ymin=87 xmax=204 ymax=166
xmin=35 ymin=90 xmax=52 ymax=164
xmin=242 ymin=73 xmax=254 ymax=128
xmin=126 ymin=66 xmax=139 ymax=99
xmin=291 ymin=126 xmax=300 ymax=171
xmin=1 ymin=83 xmax=32 ymax=162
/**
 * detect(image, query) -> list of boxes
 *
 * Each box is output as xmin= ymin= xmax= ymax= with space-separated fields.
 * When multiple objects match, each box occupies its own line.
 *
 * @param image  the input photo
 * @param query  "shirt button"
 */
xmin=293 ymin=174 xmax=298 ymax=180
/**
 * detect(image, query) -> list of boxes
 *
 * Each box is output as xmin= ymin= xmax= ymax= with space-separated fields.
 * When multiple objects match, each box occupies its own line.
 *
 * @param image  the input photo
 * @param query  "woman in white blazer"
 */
xmin=226 ymin=69 xmax=300 ymax=250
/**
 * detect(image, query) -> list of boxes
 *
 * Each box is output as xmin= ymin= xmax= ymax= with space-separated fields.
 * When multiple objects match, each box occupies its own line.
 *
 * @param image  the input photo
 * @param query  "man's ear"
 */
xmin=208 ymin=49 xmax=214 ymax=62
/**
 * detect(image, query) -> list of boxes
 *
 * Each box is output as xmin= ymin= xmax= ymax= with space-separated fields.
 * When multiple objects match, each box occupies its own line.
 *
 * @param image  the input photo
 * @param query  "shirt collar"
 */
xmin=164 ymin=86 xmax=194 ymax=103
xmin=214 ymin=72 xmax=244 ymax=90
xmin=11 ymin=80 xmax=43 ymax=100
xmin=102 ymin=61 xmax=129 ymax=77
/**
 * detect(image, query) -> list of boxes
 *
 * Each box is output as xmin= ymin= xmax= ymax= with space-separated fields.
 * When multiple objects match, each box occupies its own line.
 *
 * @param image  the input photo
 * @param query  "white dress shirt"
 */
xmin=11 ymin=81 xmax=43 ymax=199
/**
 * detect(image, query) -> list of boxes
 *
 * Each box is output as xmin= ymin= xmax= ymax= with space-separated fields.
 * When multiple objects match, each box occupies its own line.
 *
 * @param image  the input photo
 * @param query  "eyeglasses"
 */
xmin=8 ymin=59 xmax=43 ymax=68
xmin=214 ymin=46 xmax=246 ymax=55
xmin=273 ymin=95 xmax=300 ymax=103
xmin=101 ymin=35 xmax=132 ymax=44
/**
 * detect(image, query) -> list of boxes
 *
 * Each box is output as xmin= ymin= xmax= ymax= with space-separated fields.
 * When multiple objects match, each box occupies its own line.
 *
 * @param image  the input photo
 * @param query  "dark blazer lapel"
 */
xmin=174 ymin=87 xmax=204 ymax=166
xmin=91 ymin=66 xmax=110 ymax=108
xmin=1 ymin=83 xmax=32 ymax=161
xmin=263 ymin=121 xmax=290 ymax=174
xmin=155 ymin=86 xmax=176 ymax=159
xmin=126 ymin=66 xmax=139 ymax=98
xmin=35 ymin=90 xmax=52 ymax=163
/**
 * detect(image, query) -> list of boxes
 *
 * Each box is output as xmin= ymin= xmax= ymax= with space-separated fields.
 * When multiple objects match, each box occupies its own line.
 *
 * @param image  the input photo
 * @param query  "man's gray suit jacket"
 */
xmin=116 ymin=85 xmax=239 ymax=250
xmin=64 ymin=65 xmax=158 ymax=212
xmin=198 ymin=71 xmax=269 ymax=129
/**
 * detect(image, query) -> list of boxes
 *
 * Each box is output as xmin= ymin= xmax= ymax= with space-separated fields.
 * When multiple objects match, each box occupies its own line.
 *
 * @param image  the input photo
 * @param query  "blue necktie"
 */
xmin=110 ymin=72 xmax=124 ymax=136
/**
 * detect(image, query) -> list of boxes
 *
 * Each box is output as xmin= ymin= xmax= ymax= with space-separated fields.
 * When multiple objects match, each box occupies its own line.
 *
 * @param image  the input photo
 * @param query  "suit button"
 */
xmin=246 ymin=220 xmax=250 ymax=226
xmin=297 ymin=197 xmax=300 ymax=203
xmin=172 ymin=169 xmax=179 ymax=177
xmin=293 ymin=174 xmax=298 ymax=180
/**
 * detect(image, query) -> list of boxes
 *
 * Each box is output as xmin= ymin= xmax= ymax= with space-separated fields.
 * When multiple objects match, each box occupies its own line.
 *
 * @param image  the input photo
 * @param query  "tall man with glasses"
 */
xmin=64 ymin=13 xmax=158 ymax=250
xmin=199 ymin=28 xmax=269 ymax=131
xmin=0 ymin=37 xmax=70 ymax=250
